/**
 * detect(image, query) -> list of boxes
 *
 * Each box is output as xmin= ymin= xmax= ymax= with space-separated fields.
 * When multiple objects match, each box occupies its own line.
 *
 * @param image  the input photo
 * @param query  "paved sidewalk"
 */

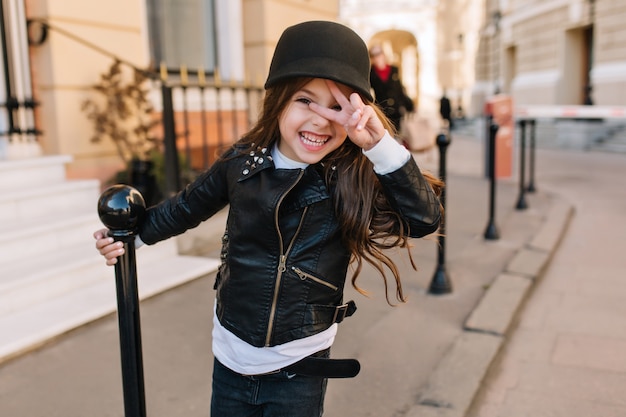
xmin=0 ymin=133 xmax=573 ymax=417
xmin=466 ymin=143 xmax=626 ymax=417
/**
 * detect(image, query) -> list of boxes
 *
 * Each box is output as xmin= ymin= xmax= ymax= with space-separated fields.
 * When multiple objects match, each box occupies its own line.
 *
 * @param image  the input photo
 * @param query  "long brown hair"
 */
xmin=224 ymin=78 xmax=443 ymax=304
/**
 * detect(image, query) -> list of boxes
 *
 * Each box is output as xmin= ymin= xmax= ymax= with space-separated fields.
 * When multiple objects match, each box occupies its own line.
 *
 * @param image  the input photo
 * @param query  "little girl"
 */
xmin=95 ymin=20 xmax=442 ymax=417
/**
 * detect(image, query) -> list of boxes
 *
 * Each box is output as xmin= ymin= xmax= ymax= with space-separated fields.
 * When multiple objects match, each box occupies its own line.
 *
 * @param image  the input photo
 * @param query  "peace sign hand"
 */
xmin=308 ymin=80 xmax=386 ymax=151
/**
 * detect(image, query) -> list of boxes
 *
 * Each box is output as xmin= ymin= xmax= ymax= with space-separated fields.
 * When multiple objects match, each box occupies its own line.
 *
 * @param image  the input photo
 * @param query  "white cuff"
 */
xmin=363 ymin=131 xmax=411 ymax=174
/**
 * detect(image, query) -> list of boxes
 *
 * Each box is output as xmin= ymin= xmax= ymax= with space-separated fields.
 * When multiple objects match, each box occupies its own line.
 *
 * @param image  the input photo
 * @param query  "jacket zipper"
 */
xmin=265 ymin=170 xmax=306 ymax=346
xmin=292 ymin=267 xmax=339 ymax=291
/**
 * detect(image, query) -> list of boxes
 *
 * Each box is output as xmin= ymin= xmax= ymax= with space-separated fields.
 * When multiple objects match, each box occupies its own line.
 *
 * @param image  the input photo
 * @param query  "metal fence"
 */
xmin=159 ymin=75 xmax=265 ymax=196
xmin=0 ymin=97 xmax=39 ymax=143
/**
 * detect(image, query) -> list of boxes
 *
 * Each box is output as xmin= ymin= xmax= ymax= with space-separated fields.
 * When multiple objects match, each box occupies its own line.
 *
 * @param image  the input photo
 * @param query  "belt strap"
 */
xmin=240 ymin=349 xmax=361 ymax=379
xmin=284 ymin=356 xmax=361 ymax=378
xmin=331 ymin=300 xmax=357 ymax=323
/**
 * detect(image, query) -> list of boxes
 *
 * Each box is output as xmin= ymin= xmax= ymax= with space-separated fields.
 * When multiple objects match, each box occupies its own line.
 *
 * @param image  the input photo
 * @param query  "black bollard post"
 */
xmin=429 ymin=132 xmax=452 ymax=295
xmin=526 ymin=119 xmax=537 ymax=193
xmin=97 ymin=185 xmax=147 ymax=417
xmin=161 ymin=84 xmax=181 ymax=197
xmin=515 ymin=120 xmax=528 ymax=210
xmin=484 ymin=118 xmax=500 ymax=240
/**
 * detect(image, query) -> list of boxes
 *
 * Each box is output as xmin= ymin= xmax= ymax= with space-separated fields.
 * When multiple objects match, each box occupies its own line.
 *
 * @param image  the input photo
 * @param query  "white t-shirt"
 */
xmin=212 ymin=132 xmax=410 ymax=375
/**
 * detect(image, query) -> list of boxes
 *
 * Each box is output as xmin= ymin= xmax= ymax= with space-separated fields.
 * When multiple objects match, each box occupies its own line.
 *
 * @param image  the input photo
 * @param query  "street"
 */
xmin=467 ymin=144 xmax=626 ymax=416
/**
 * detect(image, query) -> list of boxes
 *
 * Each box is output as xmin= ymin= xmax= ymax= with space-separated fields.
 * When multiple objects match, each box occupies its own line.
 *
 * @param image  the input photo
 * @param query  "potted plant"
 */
xmin=82 ymin=60 xmax=163 ymax=205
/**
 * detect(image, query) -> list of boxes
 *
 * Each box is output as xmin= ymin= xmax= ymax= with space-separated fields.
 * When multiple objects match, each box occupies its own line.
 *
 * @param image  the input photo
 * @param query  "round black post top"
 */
xmin=436 ymin=132 xmax=451 ymax=148
xmin=97 ymin=185 xmax=146 ymax=238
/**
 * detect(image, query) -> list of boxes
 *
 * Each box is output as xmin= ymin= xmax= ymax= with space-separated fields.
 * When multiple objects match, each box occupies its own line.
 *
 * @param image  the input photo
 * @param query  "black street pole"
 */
xmin=515 ymin=120 xmax=529 ymax=210
xmin=429 ymin=132 xmax=452 ymax=295
xmin=97 ymin=185 xmax=147 ymax=417
xmin=484 ymin=117 xmax=500 ymax=240
xmin=526 ymin=119 xmax=537 ymax=193
xmin=161 ymin=84 xmax=181 ymax=197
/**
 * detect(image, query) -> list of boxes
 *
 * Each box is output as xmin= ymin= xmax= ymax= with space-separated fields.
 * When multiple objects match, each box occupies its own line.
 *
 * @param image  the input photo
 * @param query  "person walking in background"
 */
xmin=584 ymin=84 xmax=594 ymax=105
xmin=369 ymin=44 xmax=414 ymax=132
xmin=94 ymin=20 xmax=442 ymax=417
xmin=439 ymin=90 xmax=453 ymax=130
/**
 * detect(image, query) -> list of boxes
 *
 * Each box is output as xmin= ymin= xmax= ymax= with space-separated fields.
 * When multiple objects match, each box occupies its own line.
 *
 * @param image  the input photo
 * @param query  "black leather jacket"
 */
xmin=139 ymin=146 xmax=441 ymax=347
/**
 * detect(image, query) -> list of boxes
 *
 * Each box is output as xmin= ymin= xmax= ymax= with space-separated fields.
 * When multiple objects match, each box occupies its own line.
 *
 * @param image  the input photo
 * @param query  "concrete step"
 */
xmin=0 ymin=212 xmax=101 ymax=265
xmin=0 ymin=249 xmax=220 ymax=363
xmin=0 ymin=226 xmax=184 ymax=315
xmin=529 ymin=120 xmax=626 ymax=152
xmin=0 ymin=178 xmax=101 ymax=223
xmin=0 ymin=211 xmax=181 ymax=266
xmin=451 ymin=118 xmax=483 ymax=139
xmin=588 ymin=123 xmax=626 ymax=152
xmin=588 ymin=142 xmax=626 ymax=153
xmin=0 ymin=155 xmax=72 ymax=190
xmin=0 ymin=241 xmax=103 ymax=316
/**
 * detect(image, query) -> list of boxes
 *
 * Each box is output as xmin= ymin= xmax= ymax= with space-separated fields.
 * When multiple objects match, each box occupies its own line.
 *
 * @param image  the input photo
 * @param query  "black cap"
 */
xmin=264 ymin=21 xmax=373 ymax=101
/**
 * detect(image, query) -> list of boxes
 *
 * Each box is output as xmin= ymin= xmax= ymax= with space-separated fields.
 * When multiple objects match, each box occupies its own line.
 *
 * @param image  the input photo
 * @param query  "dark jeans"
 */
xmin=211 ymin=356 xmax=328 ymax=417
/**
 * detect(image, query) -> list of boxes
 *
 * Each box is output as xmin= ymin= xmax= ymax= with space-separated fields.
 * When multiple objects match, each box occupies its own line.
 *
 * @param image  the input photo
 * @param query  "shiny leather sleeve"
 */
xmin=138 ymin=157 xmax=232 ymax=245
xmin=376 ymin=157 xmax=441 ymax=238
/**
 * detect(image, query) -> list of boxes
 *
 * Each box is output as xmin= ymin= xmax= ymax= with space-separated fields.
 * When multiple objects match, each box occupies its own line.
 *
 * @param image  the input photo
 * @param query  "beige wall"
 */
xmin=471 ymin=0 xmax=498 ymax=115
xmin=27 ymin=0 xmax=148 ymax=182
xmin=508 ymin=5 xmax=568 ymax=105
xmin=594 ymin=0 xmax=626 ymax=63
xmin=592 ymin=0 xmax=626 ymax=105
xmin=511 ymin=7 xmax=564 ymax=74
xmin=242 ymin=0 xmax=339 ymax=89
xmin=435 ymin=0 xmax=485 ymax=118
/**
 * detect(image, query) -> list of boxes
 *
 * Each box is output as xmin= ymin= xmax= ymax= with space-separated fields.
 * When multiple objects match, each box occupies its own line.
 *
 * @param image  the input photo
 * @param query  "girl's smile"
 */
xmin=278 ymin=78 xmax=352 ymax=164
xmin=299 ymin=131 xmax=330 ymax=150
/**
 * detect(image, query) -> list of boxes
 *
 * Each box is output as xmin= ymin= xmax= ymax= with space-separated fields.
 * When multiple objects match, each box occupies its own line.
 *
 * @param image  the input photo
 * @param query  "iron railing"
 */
xmin=0 ymin=97 xmax=39 ymax=138
xmin=159 ymin=73 xmax=264 ymax=196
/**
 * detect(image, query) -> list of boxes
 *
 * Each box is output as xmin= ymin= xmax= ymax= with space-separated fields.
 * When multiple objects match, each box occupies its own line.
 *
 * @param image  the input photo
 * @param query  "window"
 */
xmin=147 ymin=0 xmax=217 ymax=74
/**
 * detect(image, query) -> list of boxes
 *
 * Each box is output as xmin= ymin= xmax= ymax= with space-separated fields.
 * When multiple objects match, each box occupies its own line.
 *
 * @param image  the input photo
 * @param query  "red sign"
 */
xmin=484 ymin=95 xmax=514 ymax=179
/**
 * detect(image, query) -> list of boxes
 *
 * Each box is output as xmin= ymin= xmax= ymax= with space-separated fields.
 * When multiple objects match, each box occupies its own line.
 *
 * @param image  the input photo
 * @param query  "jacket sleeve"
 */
xmin=376 ymin=157 xmax=441 ymax=238
xmin=138 ymin=157 xmax=231 ymax=245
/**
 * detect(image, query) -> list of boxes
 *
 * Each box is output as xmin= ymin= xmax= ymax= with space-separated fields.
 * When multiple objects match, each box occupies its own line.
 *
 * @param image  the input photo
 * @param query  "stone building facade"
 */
xmin=473 ymin=0 xmax=626 ymax=113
